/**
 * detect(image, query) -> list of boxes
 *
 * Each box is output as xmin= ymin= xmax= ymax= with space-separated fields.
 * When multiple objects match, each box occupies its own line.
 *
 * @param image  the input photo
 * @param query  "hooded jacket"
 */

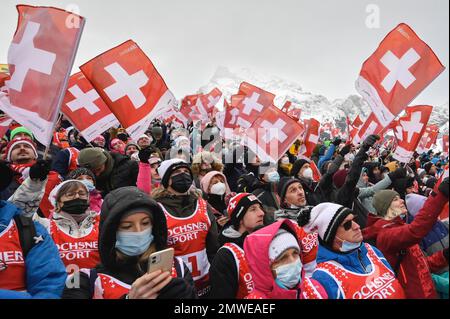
xmin=62 ymin=187 xmax=196 ymax=299
xmin=0 ymin=200 xmax=67 ymax=299
xmin=243 ymin=220 xmax=326 ymax=299
xmin=362 ymin=191 xmax=448 ymax=299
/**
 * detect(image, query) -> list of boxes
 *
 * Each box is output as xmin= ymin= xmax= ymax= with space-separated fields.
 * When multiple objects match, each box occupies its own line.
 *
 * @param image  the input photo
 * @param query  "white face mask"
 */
xmin=210 ymin=182 xmax=227 ymax=196
xmin=302 ymin=168 xmax=314 ymax=180
xmin=281 ymin=157 xmax=290 ymax=165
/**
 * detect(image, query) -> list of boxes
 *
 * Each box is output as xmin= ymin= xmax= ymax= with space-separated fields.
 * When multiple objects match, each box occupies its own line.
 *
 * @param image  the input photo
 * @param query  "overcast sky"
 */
xmin=1 ymin=0 xmax=449 ymax=106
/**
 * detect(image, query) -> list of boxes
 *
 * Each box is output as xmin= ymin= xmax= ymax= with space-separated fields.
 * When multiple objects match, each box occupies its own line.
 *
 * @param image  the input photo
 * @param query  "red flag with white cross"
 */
xmin=416 ymin=124 xmax=439 ymax=154
xmin=442 ymin=135 xmax=449 ymax=156
xmin=392 ymin=105 xmax=433 ymax=163
xmin=0 ymin=114 xmax=13 ymax=139
xmin=222 ymin=96 xmax=245 ymax=140
xmin=246 ymin=105 xmax=304 ymax=163
xmin=356 ymin=23 xmax=445 ymax=127
xmin=61 ymin=72 xmax=119 ymax=142
xmin=352 ymin=113 xmax=384 ymax=145
xmin=196 ymin=88 xmax=222 ymax=121
xmin=180 ymin=95 xmax=201 ymax=123
xmin=299 ymin=118 xmax=320 ymax=158
xmin=0 ymin=5 xmax=85 ymax=146
xmin=80 ymin=40 xmax=177 ymax=140
xmin=234 ymin=82 xmax=275 ymax=129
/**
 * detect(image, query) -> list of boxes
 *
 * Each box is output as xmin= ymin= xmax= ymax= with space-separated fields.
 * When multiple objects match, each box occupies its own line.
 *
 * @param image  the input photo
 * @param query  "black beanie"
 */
xmin=291 ymin=159 xmax=309 ymax=178
xmin=277 ymin=177 xmax=302 ymax=204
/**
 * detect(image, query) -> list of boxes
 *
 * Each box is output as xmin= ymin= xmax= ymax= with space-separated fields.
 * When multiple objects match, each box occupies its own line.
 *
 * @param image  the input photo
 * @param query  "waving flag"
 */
xmin=299 ymin=118 xmax=320 ymax=158
xmin=416 ymin=124 xmax=439 ymax=154
xmin=392 ymin=105 xmax=433 ymax=163
xmin=0 ymin=5 xmax=85 ymax=146
xmin=356 ymin=23 xmax=445 ymax=127
xmin=0 ymin=114 xmax=13 ymax=139
xmin=80 ymin=40 xmax=176 ymax=140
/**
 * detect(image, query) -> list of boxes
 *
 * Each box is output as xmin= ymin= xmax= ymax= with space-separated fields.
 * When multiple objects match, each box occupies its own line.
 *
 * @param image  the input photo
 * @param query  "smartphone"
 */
xmin=147 ymin=248 xmax=174 ymax=274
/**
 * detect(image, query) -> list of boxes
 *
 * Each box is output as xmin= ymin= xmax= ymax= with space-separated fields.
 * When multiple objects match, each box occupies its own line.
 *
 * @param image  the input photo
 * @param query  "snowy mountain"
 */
xmin=197 ymin=67 xmax=449 ymax=135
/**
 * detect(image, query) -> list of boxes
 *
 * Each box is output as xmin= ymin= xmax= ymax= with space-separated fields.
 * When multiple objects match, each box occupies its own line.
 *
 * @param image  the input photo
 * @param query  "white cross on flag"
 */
xmin=0 ymin=5 xmax=85 ymax=146
xmin=352 ymin=113 xmax=385 ymax=145
xmin=196 ymin=88 xmax=223 ymax=122
xmin=416 ymin=124 xmax=439 ymax=154
xmin=222 ymin=96 xmax=246 ymax=140
xmin=392 ymin=105 xmax=433 ymax=163
xmin=246 ymin=105 xmax=304 ymax=163
xmin=299 ymin=118 xmax=320 ymax=158
xmin=356 ymin=23 xmax=445 ymax=127
xmin=61 ymin=72 xmax=119 ymax=142
xmin=80 ymin=40 xmax=176 ymax=140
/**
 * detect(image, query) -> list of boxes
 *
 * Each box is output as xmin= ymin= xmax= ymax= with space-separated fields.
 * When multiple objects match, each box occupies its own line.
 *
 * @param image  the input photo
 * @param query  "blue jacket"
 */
xmin=318 ymin=144 xmax=336 ymax=170
xmin=0 ymin=200 xmax=67 ymax=299
xmin=312 ymin=243 xmax=393 ymax=299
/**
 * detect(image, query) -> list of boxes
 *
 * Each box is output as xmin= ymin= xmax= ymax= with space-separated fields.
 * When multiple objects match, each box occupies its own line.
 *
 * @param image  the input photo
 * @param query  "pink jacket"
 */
xmin=137 ymin=162 xmax=152 ymax=195
xmin=89 ymin=190 xmax=103 ymax=213
xmin=244 ymin=220 xmax=327 ymax=299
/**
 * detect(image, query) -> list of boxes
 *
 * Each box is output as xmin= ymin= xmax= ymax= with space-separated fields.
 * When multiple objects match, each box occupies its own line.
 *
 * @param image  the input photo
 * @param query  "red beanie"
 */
xmin=333 ymin=169 xmax=348 ymax=189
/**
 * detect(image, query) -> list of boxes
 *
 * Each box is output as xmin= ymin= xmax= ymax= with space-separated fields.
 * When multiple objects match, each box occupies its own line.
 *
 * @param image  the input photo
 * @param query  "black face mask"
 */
xmin=171 ymin=173 xmax=193 ymax=194
xmin=61 ymin=198 xmax=90 ymax=215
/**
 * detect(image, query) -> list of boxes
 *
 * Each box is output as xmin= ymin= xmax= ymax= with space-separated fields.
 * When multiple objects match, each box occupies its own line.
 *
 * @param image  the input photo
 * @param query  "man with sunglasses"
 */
xmin=298 ymin=203 xmax=406 ymax=299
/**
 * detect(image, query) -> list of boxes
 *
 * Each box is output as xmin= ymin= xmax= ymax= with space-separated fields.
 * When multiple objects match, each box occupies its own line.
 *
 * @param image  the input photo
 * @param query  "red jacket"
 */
xmin=362 ymin=191 xmax=448 ymax=299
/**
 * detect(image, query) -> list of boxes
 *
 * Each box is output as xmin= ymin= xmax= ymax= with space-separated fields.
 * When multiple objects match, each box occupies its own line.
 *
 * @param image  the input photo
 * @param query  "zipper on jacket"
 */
xmin=357 ymin=249 xmax=368 ymax=273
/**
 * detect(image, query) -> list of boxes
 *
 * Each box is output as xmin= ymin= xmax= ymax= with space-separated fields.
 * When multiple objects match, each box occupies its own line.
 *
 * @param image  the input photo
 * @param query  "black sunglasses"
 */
xmin=342 ymin=216 xmax=358 ymax=231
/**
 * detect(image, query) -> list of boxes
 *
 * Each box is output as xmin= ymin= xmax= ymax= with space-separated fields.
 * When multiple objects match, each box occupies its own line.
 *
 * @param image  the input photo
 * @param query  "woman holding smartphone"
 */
xmin=63 ymin=186 xmax=196 ymax=299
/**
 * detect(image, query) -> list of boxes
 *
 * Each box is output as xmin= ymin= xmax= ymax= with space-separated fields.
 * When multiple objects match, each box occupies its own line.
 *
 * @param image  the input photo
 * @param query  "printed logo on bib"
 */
xmin=56 ymin=241 xmax=98 ymax=261
xmin=167 ymin=222 xmax=209 ymax=245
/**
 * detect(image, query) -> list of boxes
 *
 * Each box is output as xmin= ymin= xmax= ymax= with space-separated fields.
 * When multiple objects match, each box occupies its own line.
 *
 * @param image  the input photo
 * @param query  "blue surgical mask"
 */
xmin=339 ymin=239 xmax=362 ymax=252
xmin=267 ymin=171 xmax=280 ymax=183
xmin=80 ymin=179 xmax=95 ymax=192
xmin=115 ymin=227 xmax=153 ymax=256
xmin=274 ymin=258 xmax=302 ymax=290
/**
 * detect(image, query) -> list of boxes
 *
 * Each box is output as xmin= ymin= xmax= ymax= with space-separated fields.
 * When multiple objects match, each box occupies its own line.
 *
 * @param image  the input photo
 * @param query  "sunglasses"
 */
xmin=342 ymin=216 xmax=358 ymax=231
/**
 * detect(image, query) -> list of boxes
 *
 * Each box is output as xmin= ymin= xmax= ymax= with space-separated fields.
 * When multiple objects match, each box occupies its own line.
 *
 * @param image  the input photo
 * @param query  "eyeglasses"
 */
xmin=0 ymin=259 xmax=7 ymax=272
xmin=63 ymin=191 xmax=88 ymax=200
xmin=342 ymin=216 xmax=358 ymax=231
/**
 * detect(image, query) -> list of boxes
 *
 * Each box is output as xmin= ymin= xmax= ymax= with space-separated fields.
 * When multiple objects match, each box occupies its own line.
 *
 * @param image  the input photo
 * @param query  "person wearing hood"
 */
xmin=152 ymin=158 xmax=219 ymax=298
xmin=77 ymin=147 xmax=139 ymax=197
xmin=0 ymin=168 xmax=67 ymax=299
xmin=278 ymin=153 xmax=292 ymax=178
xmin=209 ymin=193 xmax=265 ymax=299
xmin=62 ymin=187 xmax=196 ymax=299
xmin=34 ymin=180 xmax=100 ymax=270
xmin=361 ymin=162 xmax=383 ymax=184
xmin=110 ymin=138 xmax=126 ymax=155
xmin=244 ymin=219 xmax=327 ymax=299
xmin=298 ymin=203 xmax=406 ymax=299
xmin=200 ymin=171 xmax=233 ymax=229
xmin=362 ymin=179 xmax=449 ymax=299
xmin=405 ymin=193 xmax=448 ymax=272
xmin=223 ymin=146 xmax=249 ymax=193
xmin=66 ymin=168 xmax=103 ymax=214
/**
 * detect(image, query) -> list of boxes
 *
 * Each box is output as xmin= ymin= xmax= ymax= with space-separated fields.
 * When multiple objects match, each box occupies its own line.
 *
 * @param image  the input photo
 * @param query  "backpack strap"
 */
xmin=13 ymin=215 xmax=38 ymax=259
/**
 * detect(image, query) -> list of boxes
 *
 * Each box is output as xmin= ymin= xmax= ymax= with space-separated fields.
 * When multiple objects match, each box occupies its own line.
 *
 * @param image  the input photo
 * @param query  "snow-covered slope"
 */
xmin=197 ymin=67 xmax=449 ymax=135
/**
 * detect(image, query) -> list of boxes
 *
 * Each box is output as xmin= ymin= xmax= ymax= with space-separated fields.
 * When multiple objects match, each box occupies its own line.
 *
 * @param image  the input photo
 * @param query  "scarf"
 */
xmin=9 ymin=162 xmax=35 ymax=184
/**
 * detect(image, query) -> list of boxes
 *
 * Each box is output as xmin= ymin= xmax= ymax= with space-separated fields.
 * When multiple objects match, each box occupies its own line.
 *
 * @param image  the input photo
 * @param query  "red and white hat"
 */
xmin=5 ymin=137 xmax=38 ymax=162
xmin=227 ymin=193 xmax=262 ymax=224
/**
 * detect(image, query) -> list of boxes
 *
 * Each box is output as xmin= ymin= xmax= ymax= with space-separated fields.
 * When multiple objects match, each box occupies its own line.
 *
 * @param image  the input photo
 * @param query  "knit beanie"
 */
xmin=291 ymin=159 xmax=310 ymax=178
xmin=78 ymin=148 xmax=108 ymax=170
xmin=157 ymin=158 xmax=192 ymax=188
xmin=333 ymin=169 xmax=349 ymax=189
xmin=227 ymin=193 xmax=262 ymax=227
xmin=268 ymin=229 xmax=300 ymax=264
xmin=405 ymin=193 xmax=427 ymax=217
xmin=6 ymin=138 xmax=38 ymax=161
xmin=66 ymin=167 xmax=96 ymax=183
xmin=299 ymin=202 xmax=352 ymax=248
xmin=200 ymin=171 xmax=231 ymax=195
xmin=125 ymin=142 xmax=140 ymax=152
xmin=10 ymin=126 xmax=34 ymax=141
xmin=372 ymin=190 xmax=400 ymax=217
xmin=277 ymin=177 xmax=302 ymax=203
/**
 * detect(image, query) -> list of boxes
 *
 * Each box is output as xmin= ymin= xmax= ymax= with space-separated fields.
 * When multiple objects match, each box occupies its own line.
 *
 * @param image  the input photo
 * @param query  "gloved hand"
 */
xmin=297 ymin=206 xmax=313 ymax=227
xmin=138 ymin=146 xmax=152 ymax=164
xmin=332 ymin=138 xmax=342 ymax=147
xmin=0 ymin=161 xmax=13 ymax=191
xmin=362 ymin=135 xmax=380 ymax=149
xmin=29 ymin=159 xmax=51 ymax=181
xmin=388 ymin=167 xmax=407 ymax=181
xmin=339 ymin=144 xmax=352 ymax=157
xmin=438 ymin=177 xmax=449 ymax=198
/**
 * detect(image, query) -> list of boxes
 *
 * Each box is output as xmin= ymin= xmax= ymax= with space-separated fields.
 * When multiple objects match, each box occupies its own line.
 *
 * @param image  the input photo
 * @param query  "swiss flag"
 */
xmin=352 ymin=113 xmax=384 ymax=145
xmin=234 ymin=82 xmax=275 ymax=129
xmin=416 ymin=124 xmax=439 ymax=154
xmin=281 ymin=101 xmax=292 ymax=113
xmin=222 ymin=96 xmax=247 ymax=140
xmin=164 ymin=106 xmax=189 ymax=127
xmin=180 ymin=94 xmax=202 ymax=123
xmin=196 ymin=88 xmax=222 ymax=121
xmin=442 ymin=135 xmax=449 ymax=155
xmin=80 ymin=40 xmax=177 ymax=140
xmin=0 ymin=114 xmax=13 ymax=139
xmin=61 ymin=72 xmax=119 ymax=142
xmin=356 ymin=23 xmax=445 ymax=126
xmin=299 ymin=118 xmax=320 ymax=158
xmin=246 ymin=105 xmax=304 ymax=163
xmin=392 ymin=105 xmax=433 ymax=163
xmin=0 ymin=5 xmax=85 ymax=146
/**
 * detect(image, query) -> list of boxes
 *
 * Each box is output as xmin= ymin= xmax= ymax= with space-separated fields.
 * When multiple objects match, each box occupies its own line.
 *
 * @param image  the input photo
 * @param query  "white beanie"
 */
xmin=269 ymin=229 xmax=300 ymax=263
xmin=49 ymin=180 xmax=89 ymax=208
xmin=157 ymin=158 xmax=191 ymax=188
xmin=301 ymin=202 xmax=352 ymax=247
